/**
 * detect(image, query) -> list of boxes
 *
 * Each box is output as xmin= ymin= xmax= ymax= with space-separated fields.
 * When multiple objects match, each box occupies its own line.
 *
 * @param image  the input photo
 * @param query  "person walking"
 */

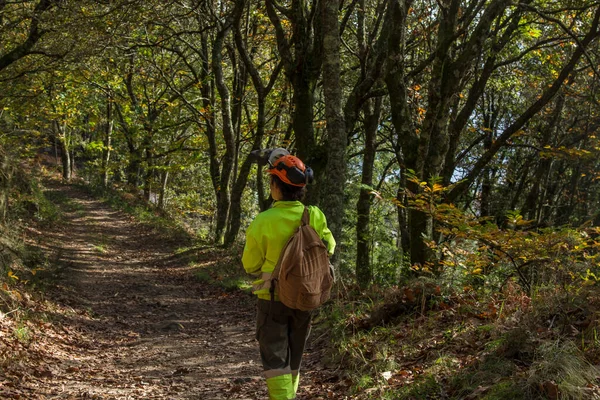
xmin=242 ymin=154 xmax=336 ymax=400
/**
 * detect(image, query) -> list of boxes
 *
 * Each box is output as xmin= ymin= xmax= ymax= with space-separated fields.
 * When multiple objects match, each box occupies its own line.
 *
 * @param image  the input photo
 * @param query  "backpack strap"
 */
xmin=301 ymin=206 xmax=310 ymax=226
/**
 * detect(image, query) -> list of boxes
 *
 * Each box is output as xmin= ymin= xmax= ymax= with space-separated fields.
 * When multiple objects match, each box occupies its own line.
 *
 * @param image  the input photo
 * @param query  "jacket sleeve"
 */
xmin=242 ymin=223 xmax=264 ymax=276
xmin=310 ymin=206 xmax=336 ymax=256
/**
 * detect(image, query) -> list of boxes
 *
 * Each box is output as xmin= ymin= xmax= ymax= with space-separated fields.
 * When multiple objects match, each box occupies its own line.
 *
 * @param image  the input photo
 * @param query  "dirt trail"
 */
xmin=6 ymin=182 xmax=284 ymax=399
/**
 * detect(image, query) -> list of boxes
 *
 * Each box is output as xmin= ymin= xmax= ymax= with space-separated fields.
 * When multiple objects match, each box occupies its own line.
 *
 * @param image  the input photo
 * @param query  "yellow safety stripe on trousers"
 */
xmin=264 ymin=367 xmax=292 ymax=379
xmin=291 ymin=371 xmax=300 ymax=394
xmin=266 ymin=374 xmax=295 ymax=400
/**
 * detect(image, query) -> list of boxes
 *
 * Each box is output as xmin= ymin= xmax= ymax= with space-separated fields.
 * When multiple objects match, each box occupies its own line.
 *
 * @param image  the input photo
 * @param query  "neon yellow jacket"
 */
xmin=242 ymin=201 xmax=336 ymax=300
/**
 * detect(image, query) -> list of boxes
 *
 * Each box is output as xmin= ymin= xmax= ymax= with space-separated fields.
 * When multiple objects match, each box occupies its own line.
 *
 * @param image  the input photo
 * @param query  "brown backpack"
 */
xmin=270 ymin=207 xmax=333 ymax=311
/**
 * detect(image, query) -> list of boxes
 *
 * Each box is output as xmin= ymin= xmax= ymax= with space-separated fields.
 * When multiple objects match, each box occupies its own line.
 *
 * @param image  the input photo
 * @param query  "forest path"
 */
xmin=7 ymin=181 xmax=333 ymax=399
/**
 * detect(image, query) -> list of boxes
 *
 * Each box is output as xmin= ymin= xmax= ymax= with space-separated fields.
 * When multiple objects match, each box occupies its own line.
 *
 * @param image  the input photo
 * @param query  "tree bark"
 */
xmin=158 ymin=162 xmax=170 ymax=210
xmin=356 ymin=97 xmax=381 ymax=287
xmin=0 ymin=150 xmax=12 ymax=223
xmin=102 ymin=94 xmax=113 ymax=188
xmin=321 ymin=0 xmax=346 ymax=260
xmin=197 ymin=32 xmax=220 ymax=205
xmin=143 ymin=145 xmax=153 ymax=202
xmin=384 ymin=0 xmax=421 ymax=265
xmin=479 ymin=94 xmax=500 ymax=217
xmin=523 ymin=94 xmax=565 ymax=221
xmin=54 ymin=120 xmax=71 ymax=181
xmin=212 ymin=17 xmax=235 ymax=245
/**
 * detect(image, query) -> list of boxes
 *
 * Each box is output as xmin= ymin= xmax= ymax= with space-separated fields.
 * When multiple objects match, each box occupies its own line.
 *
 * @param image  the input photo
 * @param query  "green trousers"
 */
xmin=256 ymin=299 xmax=312 ymax=400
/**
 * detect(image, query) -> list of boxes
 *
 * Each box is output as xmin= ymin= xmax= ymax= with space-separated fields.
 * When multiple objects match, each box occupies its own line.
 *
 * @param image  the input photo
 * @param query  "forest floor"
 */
xmin=0 ymin=180 xmax=343 ymax=399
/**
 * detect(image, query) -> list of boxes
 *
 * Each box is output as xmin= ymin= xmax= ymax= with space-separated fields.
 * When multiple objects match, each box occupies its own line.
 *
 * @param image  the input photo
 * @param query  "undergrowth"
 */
xmin=1 ymin=168 xmax=58 ymax=291
xmin=322 ymin=280 xmax=600 ymax=399
xmin=0 ymin=166 xmax=61 ymax=373
xmin=315 ymin=178 xmax=600 ymax=399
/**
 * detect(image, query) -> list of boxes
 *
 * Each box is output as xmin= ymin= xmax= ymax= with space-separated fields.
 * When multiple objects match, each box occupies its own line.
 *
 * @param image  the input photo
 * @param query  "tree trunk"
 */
xmin=224 ymin=100 xmax=265 ymax=246
xmin=507 ymin=157 xmax=532 ymax=221
xmin=158 ymin=163 xmax=170 ymax=210
xmin=198 ymin=32 xmax=220 ymax=204
xmin=396 ymin=177 xmax=410 ymax=256
xmin=225 ymin=0 xmax=269 ymax=245
xmin=480 ymin=168 xmax=493 ymax=218
xmin=479 ymin=95 xmax=499 ymax=217
xmin=126 ymin=150 xmax=142 ymax=188
xmin=70 ymin=143 xmax=75 ymax=178
xmin=229 ymin=43 xmax=247 ymax=181
xmin=356 ymin=98 xmax=381 ymax=287
xmin=143 ymin=146 xmax=153 ymax=202
xmin=523 ymin=94 xmax=564 ymax=221
xmin=114 ymin=103 xmax=141 ymax=188
xmin=321 ymin=0 xmax=346 ymax=260
xmin=102 ymin=95 xmax=113 ymax=188
xmin=384 ymin=0 xmax=420 ymax=265
xmin=0 ymin=151 xmax=12 ymax=223
xmin=54 ymin=120 xmax=71 ymax=181
xmin=212 ymin=19 xmax=235 ymax=245
xmin=557 ymin=160 xmax=582 ymax=225
xmin=293 ymin=80 xmax=322 ymax=206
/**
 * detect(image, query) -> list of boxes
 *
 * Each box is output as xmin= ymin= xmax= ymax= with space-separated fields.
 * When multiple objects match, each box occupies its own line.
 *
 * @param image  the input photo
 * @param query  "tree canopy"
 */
xmin=2 ymin=0 xmax=600 ymax=290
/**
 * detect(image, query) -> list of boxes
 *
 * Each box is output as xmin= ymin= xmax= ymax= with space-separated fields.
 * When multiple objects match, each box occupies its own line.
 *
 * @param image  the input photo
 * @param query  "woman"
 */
xmin=242 ymin=154 xmax=336 ymax=400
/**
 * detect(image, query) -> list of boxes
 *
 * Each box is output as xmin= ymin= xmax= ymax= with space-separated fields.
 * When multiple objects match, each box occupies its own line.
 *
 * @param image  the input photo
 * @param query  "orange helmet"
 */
xmin=268 ymin=155 xmax=313 ymax=187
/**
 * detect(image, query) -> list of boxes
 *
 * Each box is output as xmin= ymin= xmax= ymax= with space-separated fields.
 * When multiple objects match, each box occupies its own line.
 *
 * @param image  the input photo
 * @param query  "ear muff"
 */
xmin=304 ymin=166 xmax=314 ymax=185
xmin=275 ymin=163 xmax=306 ymax=186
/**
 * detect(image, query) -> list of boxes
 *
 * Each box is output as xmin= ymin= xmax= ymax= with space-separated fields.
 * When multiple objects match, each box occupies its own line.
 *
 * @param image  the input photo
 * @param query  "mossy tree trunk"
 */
xmin=212 ymin=14 xmax=235 ymax=245
xmin=0 ymin=151 xmax=12 ymax=223
xmin=102 ymin=94 xmax=113 ymax=188
xmin=356 ymin=98 xmax=382 ymax=287
xmin=53 ymin=120 xmax=71 ymax=181
xmin=321 ymin=0 xmax=347 ymax=261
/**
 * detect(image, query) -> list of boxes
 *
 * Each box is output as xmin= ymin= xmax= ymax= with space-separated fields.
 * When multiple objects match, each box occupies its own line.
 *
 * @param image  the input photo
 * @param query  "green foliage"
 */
xmin=13 ymin=324 xmax=32 ymax=345
xmin=341 ymin=170 xmax=409 ymax=288
xmin=11 ymin=177 xmax=61 ymax=225
xmin=401 ymin=177 xmax=600 ymax=295
xmin=323 ymin=254 xmax=600 ymax=398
